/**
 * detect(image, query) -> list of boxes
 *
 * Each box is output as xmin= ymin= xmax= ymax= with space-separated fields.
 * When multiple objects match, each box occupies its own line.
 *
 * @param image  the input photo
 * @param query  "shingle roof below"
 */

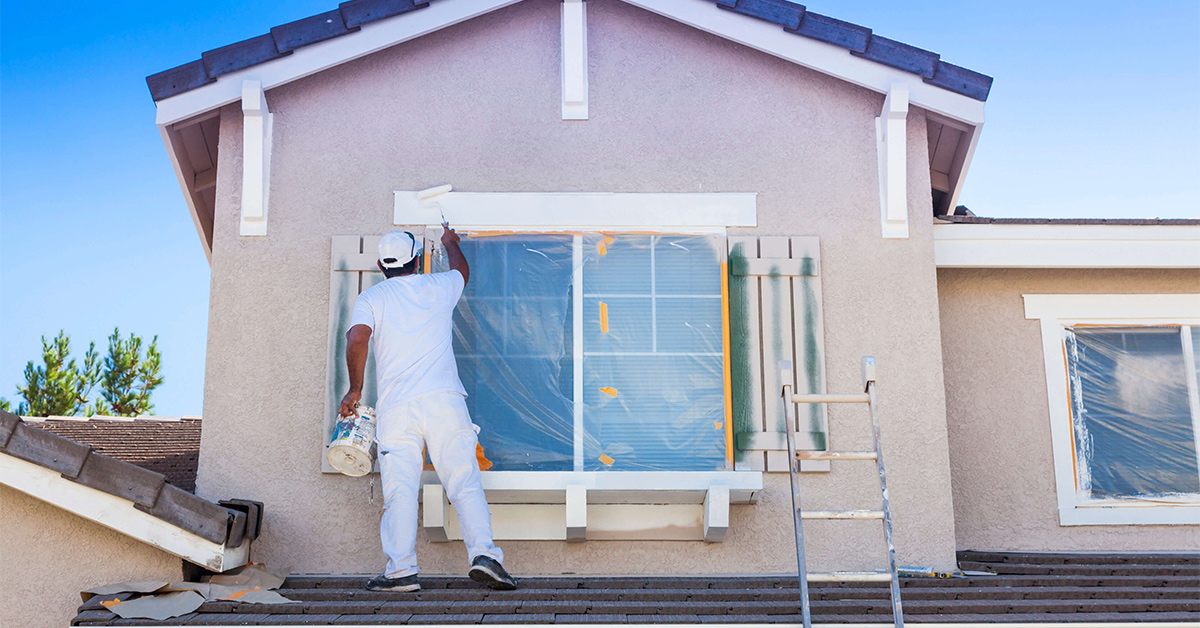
xmin=30 ymin=417 xmax=201 ymax=492
xmin=146 ymin=0 xmax=991 ymax=103
xmin=937 ymin=215 xmax=1200 ymax=226
xmin=71 ymin=551 xmax=1200 ymax=625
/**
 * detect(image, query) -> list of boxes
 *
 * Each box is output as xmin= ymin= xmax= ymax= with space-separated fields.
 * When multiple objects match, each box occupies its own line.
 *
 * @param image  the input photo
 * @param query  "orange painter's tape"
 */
xmin=101 ymin=598 xmax=122 ymax=609
xmin=599 ymin=386 xmax=618 ymax=397
xmin=600 ymin=302 xmax=609 ymax=332
xmin=598 ymin=235 xmax=615 ymax=255
xmin=599 ymin=454 xmax=615 ymax=465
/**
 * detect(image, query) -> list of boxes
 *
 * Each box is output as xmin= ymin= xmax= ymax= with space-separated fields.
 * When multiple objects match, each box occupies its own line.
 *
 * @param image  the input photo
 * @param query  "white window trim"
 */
xmin=394 ymin=188 xmax=756 ymax=229
xmin=1024 ymin=293 xmax=1200 ymax=526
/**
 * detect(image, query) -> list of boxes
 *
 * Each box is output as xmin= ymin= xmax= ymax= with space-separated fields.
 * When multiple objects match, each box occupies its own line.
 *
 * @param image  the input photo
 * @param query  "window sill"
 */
xmin=1059 ymin=504 xmax=1200 ymax=526
xmin=418 ymin=470 xmax=762 ymax=542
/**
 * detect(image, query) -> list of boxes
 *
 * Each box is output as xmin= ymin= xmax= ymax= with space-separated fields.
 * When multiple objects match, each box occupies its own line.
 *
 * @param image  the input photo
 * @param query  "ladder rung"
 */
xmin=796 ymin=450 xmax=877 ymax=461
xmin=790 ymin=393 xmax=870 ymax=404
xmin=801 ymin=510 xmax=885 ymax=520
xmin=806 ymin=572 xmax=893 ymax=582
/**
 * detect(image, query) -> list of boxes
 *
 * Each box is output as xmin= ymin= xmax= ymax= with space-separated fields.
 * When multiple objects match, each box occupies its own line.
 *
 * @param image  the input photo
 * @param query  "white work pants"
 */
xmin=377 ymin=391 xmax=503 ymax=578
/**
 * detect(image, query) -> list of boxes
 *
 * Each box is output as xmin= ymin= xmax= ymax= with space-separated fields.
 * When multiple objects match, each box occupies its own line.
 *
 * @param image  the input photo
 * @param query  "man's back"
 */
xmin=350 ymin=270 xmax=466 ymax=413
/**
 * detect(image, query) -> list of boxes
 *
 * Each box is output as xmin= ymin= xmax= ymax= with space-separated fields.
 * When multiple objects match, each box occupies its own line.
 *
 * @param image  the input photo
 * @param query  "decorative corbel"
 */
xmin=240 ymin=80 xmax=273 ymax=236
xmin=561 ymin=0 xmax=588 ymax=120
xmin=876 ymin=83 xmax=909 ymax=239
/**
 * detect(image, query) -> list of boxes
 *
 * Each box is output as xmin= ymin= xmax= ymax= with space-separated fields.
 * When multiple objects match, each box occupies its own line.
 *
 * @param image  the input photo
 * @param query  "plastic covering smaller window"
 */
xmin=1064 ymin=326 xmax=1200 ymax=503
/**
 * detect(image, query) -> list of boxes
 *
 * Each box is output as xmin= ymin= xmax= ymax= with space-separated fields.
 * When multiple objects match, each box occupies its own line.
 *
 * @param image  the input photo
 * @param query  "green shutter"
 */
xmin=727 ymin=236 xmax=828 ymax=473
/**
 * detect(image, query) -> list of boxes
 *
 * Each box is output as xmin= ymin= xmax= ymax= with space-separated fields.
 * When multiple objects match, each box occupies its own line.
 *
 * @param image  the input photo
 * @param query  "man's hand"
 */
xmin=339 ymin=389 xmax=362 ymax=418
xmin=441 ymin=226 xmax=461 ymax=247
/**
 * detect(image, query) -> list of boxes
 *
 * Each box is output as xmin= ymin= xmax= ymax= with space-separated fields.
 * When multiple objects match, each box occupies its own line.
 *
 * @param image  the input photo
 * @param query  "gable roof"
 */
xmin=147 ymin=0 xmax=991 ymax=104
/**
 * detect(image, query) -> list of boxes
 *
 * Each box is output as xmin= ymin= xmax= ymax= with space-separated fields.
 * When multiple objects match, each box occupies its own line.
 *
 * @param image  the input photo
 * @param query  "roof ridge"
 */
xmin=146 ymin=0 xmax=991 ymax=102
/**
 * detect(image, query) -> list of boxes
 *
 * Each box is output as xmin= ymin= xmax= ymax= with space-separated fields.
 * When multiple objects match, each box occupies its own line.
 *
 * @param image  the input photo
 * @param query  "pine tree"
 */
xmin=93 ymin=328 xmax=164 ymax=417
xmin=14 ymin=332 xmax=101 ymax=416
xmin=0 ymin=398 xmax=11 ymax=413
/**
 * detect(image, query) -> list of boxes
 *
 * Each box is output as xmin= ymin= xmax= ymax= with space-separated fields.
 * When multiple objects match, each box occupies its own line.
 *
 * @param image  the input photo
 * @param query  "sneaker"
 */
xmin=366 ymin=573 xmax=421 ymax=592
xmin=468 ymin=556 xmax=517 ymax=590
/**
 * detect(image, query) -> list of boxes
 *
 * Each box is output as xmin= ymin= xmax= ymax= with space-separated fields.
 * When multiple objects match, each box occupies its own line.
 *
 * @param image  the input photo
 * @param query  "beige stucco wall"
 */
xmin=198 ymin=0 xmax=959 ymax=575
xmin=938 ymin=268 xmax=1200 ymax=552
xmin=0 ymin=486 xmax=182 ymax=628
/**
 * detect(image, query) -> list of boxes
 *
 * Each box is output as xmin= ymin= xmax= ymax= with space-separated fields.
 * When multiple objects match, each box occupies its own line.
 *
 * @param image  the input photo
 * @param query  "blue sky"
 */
xmin=1 ymin=1 xmax=1197 ymax=417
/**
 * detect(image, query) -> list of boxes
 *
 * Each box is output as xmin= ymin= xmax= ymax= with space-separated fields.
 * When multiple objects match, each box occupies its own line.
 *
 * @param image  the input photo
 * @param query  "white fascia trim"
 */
xmin=395 ymin=190 xmax=757 ymax=228
xmin=153 ymin=0 xmax=524 ymax=126
xmin=0 ymin=451 xmax=250 ymax=571
xmin=1024 ymin=293 xmax=1200 ymax=526
xmin=935 ymin=223 xmax=1200 ymax=268
xmin=617 ymin=0 xmax=985 ymax=126
xmin=418 ymin=470 xmax=763 ymax=504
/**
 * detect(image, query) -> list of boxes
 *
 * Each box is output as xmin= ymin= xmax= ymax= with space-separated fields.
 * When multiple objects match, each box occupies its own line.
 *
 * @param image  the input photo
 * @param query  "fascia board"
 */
xmin=934 ymin=223 xmax=1200 ymax=268
xmin=154 ymin=0 xmax=524 ymax=126
xmin=618 ymin=0 xmax=986 ymax=126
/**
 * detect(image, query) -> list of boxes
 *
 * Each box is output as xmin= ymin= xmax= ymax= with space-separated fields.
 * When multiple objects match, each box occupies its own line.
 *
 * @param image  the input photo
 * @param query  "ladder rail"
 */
xmin=868 ymin=379 xmax=905 ymax=627
xmin=780 ymin=366 xmax=813 ymax=628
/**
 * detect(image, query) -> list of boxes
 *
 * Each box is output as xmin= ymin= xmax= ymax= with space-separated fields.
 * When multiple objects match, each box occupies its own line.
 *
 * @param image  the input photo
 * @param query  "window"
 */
xmin=432 ymin=232 xmax=729 ymax=472
xmin=1064 ymin=326 xmax=1200 ymax=501
xmin=1024 ymin=294 xmax=1200 ymax=525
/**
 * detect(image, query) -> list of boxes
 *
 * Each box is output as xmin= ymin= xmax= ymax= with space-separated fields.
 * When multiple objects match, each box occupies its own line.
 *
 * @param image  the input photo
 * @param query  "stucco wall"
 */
xmin=198 ymin=0 xmax=958 ymax=575
xmin=938 ymin=268 xmax=1200 ymax=551
xmin=0 ymin=486 xmax=182 ymax=628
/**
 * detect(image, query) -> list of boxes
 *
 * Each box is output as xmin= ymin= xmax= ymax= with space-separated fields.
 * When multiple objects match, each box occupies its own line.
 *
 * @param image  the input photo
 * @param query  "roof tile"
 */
xmin=271 ymin=10 xmax=357 ymax=53
xmin=852 ymin=34 xmax=940 ymax=78
xmin=2 ymin=421 xmax=91 ymax=477
xmin=201 ymin=34 xmax=289 ymax=79
xmin=70 ymin=451 xmax=166 ymax=508
xmin=717 ymin=0 xmax=805 ymax=31
xmin=786 ymin=11 xmax=871 ymax=53
xmin=146 ymin=60 xmax=215 ymax=101
xmin=926 ymin=60 xmax=993 ymax=102
xmin=339 ymin=0 xmax=430 ymax=29
xmin=134 ymin=483 xmax=232 ymax=544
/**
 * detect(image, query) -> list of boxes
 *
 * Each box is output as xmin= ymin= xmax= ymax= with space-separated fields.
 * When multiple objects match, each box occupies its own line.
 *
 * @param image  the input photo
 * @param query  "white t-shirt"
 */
xmin=349 ymin=270 xmax=467 ymax=414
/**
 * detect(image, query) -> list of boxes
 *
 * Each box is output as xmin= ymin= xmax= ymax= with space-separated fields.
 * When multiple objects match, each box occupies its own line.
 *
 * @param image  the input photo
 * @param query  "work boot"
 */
xmin=366 ymin=573 xmax=421 ymax=592
xmin=469 ymin=556 xmax=517 ymax=590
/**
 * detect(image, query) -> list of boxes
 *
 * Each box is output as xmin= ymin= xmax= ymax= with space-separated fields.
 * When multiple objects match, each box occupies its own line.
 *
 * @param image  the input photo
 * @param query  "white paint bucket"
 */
xmin=327 ymin=405 xmax=378 ymax=477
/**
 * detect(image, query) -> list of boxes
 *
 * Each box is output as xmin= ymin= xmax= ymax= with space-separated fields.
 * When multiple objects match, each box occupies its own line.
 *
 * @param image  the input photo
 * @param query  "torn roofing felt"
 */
xmin=145 ymin=0 xmax=992 ymax=103
xmin=0 ymin=410 xmax=261 ymax=549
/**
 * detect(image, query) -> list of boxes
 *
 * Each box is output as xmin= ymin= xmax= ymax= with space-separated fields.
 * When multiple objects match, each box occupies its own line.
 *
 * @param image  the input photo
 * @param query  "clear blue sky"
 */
xmin=1 ymin=1 xmax=1197 ymax=417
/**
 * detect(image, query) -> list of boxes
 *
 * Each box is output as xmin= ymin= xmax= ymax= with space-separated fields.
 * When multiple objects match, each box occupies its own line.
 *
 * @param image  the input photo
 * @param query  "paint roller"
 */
xmin=417 ymin=184 xmax=453 ymax=228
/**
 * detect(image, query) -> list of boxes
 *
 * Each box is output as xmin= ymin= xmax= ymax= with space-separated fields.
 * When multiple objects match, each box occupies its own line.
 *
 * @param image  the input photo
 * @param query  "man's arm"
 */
xmin=442 ymin=227 xmax=469 ymax=285
xmin=339 ymin=324 xmax=372 ymax=417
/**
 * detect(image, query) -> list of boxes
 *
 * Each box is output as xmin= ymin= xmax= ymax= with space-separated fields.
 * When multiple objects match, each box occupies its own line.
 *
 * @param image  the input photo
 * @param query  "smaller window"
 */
xmin=1064 ymin=326 xmax=1200 ymax=502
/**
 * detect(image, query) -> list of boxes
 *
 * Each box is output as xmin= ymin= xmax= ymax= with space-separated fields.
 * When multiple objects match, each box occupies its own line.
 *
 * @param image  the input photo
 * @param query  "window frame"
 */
xmin=1024 ymin=293 xmax=1200 ymax=526
xmin=427 ymin=226 xmax=735 ymax=473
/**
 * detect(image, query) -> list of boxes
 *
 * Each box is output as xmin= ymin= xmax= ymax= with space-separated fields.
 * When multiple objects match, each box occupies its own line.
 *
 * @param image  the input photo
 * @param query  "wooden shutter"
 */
xmin=321 ymin=234 xmax=418 ymax=473
xmin=727 ymin=236 xmax=829 ymax=473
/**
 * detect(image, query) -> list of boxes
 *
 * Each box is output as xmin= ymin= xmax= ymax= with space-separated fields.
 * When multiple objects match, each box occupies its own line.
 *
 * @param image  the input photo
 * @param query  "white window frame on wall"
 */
xmin=1024 ymin=293 xmax=1200 ymax=526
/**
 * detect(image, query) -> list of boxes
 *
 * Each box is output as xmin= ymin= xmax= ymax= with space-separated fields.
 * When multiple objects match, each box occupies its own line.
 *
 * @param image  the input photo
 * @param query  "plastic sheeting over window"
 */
xmin=433 ymin=233 xmax=727 ymax=472
xmin=1064 ymin=326 xmax=1200 ymax=502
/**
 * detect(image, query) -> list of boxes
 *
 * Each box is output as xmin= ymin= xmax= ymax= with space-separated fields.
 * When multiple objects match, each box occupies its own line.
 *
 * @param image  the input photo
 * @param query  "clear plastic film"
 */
xmin=1063 ymin=326 xmax=1200 ymax=502
xmin=432 ymin=232 xmax=727 ymax=472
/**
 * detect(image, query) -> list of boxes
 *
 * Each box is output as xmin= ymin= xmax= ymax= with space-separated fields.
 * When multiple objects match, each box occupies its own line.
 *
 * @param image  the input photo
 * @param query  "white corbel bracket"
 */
xmin=704 ymin=485 xmax=730 ymax=542
xmin=565 ymin=484 xmax=587 ymax=542
xmin=875 ymin=83 xmax=909 ymax=239
xmin=561 ymin=0 xmax=588 ymax=120
xmin=240 ymin=80 xmax=273 ymax=236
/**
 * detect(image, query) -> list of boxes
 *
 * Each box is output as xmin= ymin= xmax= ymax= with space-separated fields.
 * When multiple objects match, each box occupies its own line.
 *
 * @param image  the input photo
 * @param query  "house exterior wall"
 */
xmin=0 ymin=486 xmax=182 ymax=628
xmin=198 ymin=0 xmax=958 ymax=574
xmin=937 ymin=268 xmax=1200 ymax=551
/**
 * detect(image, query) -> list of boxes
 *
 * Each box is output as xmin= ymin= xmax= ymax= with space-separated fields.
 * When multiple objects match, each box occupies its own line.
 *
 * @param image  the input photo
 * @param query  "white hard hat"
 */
xmin=378 ymin=231 xmax=420 ymax=268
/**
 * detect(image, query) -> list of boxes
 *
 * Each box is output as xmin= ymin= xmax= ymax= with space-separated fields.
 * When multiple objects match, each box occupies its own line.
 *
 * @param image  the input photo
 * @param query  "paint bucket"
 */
xmin=327 ymin=404 xmax=378 ymax=477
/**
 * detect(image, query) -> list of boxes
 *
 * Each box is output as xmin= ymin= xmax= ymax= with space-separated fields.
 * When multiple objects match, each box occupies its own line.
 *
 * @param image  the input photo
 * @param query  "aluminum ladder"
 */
xmin=779 ymin=356 xmax=903 ymax=628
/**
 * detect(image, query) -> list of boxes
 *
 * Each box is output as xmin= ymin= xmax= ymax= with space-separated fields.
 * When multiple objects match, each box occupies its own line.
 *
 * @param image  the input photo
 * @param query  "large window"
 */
xmin=433 ymin=232 xmax=728 ymax=472
xmin=1024 ymin=294 xmax=1200 ymax=525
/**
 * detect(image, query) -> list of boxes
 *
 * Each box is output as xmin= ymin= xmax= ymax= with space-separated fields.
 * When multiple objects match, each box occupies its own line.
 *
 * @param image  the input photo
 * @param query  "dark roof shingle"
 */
xmin=146 ymin=0 xmax=992 ymax=103
xmin=30 ymin=416 xmax=202 ymax=492
xmin=936 ymin=215 xmax=1200 ymax=226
